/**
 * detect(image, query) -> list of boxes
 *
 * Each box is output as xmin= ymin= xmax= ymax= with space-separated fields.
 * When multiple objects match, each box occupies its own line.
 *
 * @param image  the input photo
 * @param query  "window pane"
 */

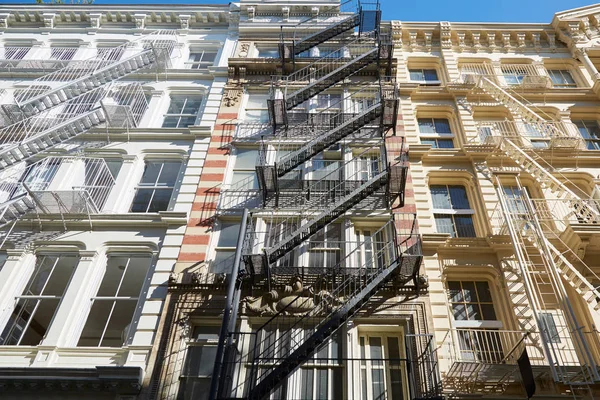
xmin=418 ymin=118 xmax=435 ymax=134
xmin=162 ymin=116 xmax=179 ymax=128
xmin=131 ymin=189 xmax=153 ymax=212
xmin=184 ymin=345 xmax=218 ymax=376
xmin=140 ymin=162 xmax=163 ymax=185
xmin=461 ymin=281 xmax=476 ymax=302
xmin=217 ymin=223 xmax=241 ymax=247
xmin=430 ymin=186 xmax=451 ymax=209
xmin=476 ymin=281 xmax=493 ymax=302
xmin=448 ymin=281 xmax=463 ymax=302
xmin=453 ymin=303 xmax=468 ymax=320
xmin=455 ymin=216 xmax=476 ymax=237
xmin=434 ymin=119 xmax=451 ymax=134
xmin=434 ymin=215 xmax=454 ymax=235
xmin=101 ymin=300 xmax=136 ymax=347
xmin=449 ymin=186 xmax=470 ymax=209
xmin=167 ymin=97 xmax=186 ymax=114
xmin=424 ymin=69 xmax=439 ymax=81
xmin=182 ymin=378 xmax=211 ymax=400
xmin=480 ymin=304 xmax=497 ymax=320
xmin=156 ymin=162 xmax=181 ymax=186
xmin=211 ymin=250 xmax=235 ymax=274
xmin=409 ymin=70 xmax=424 ymax=81
xmin=301 ymin=368 xmax=314 ymax=400
xmin=437 ymin=139 xmax=454 ymax=148
xmin=117 ymin=257 xmax=151 ymax=297
xmin=234 ymin=150 xmax=258 ymax=169
xmin=147 ymin=188 xmax=173 ymax=212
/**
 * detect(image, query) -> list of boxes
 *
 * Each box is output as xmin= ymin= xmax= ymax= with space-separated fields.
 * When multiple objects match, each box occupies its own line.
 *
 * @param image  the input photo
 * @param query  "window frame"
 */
xmin=178 ymin=324 xmax=221 ymax=399
xmin=130 ymin=159 xmax=183 ymax=213
xmin=162 ymin=94 xmax=204 ymax=128
xmin=417 ymin=117 xmax=455 ymax=149
xmin=0 ymin=254 xmax=79 ymax=346
xmin=430 ymin=185 xmax=476 ymax=238
xmin=447 ymin=280 xmax=501 ymax=329
xmin=574 ymin=120 xmax=600 ymax=150
xmin=243 ymin=92 xmax=270 ymax=123
xmin=185 ymin=49 xmax=218 ymax=69
xmin=408 ymin=68 xmax=441 ymax=85
xmin=547 ymin=69 xmax=577 ymax=88
xmin=76 ymin=254 xmax=153 ymax=347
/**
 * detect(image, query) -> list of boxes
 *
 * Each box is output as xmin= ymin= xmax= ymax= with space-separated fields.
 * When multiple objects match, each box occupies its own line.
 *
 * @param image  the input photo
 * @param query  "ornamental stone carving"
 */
xmin=223 ymin=89 xmax=243 ymax=107
xmin=179 ymin=14 xmax=191 ymax=30
xmin=134 ymin=14 xmax=146 ymax=30
xmin=242 ymin=277 xmax=342 ymax=316
xmin=237 ymin=42 xmax=250 ymax=57
xmin=42 ymin=13 xmax=56 ymax=30
xmin=0 ymin=13 xmax=9 ymax=29
xmin=89 ymin=13 xmax=102 ymax=29
xmin=440 ymin=21 xmax=451 ymax=49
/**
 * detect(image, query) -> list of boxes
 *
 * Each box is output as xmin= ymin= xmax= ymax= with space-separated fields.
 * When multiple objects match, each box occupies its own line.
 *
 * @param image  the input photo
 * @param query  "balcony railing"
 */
xmin=473 ymin=120 xmax=582 ymax=149
xmin=458 ymin=63 xmax=553 ymax=89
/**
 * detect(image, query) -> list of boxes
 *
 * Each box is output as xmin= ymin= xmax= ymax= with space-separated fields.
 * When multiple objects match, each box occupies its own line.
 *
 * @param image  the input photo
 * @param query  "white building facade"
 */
xmin=0 ymin=4 xmax=238 ymax=399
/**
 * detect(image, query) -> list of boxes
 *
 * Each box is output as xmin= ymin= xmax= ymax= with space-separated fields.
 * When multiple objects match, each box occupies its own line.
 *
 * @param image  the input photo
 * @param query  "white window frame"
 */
xmin=130 ymin=160 xmax=182 ymax=213
xmin=186 ymin=49 xmax=218 ymax=69
xmin=430 ymin=184 xmax=476 ymax=238
xmin=408 ymin=68 xmax=440 ymax=85
xmin=547 ymin=69 xmax=577 ymax=88
xmin=243 ymin=92 xmax=270 ymax=123
xmin=447 ymin=280 xmax=502 ymax=329
xmin=162 ymin=95 xmax=204 ymax=128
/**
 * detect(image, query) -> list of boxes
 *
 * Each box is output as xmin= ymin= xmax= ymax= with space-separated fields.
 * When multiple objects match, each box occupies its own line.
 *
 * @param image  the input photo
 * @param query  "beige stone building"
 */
xmin=147 ymin=1 xmax=600 ymax=400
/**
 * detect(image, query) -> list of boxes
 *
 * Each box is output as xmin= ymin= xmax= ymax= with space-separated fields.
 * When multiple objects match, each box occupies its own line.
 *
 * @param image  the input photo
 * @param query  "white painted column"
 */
xmin=577 ymin=48 xmax=600 ymax=81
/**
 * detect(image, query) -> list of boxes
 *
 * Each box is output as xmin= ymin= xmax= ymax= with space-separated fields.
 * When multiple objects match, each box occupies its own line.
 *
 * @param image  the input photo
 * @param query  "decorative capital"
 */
xmin=0 ymin=13 xmax=10 ymax=30
xmin=311 ymin=7 xmax=319 ymax=18
xmin=247 ymin=6 xmax=255 ymax=21
xmin=281 ymin=7 xmax=290 ymax=21
xmin=223 ymin=88 xmax=243 ymax=108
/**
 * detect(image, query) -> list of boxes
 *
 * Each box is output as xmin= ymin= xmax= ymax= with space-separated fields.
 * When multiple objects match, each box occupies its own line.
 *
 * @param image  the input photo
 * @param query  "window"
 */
xmin=178 ymin=326 xmax=220 ymax=400
xmin=574 ymin=120 xmax=600 ymax=150
xmin=97 ymin=46 xmax=124 ymax=61
xmin=231 ymin=149 xmax=258 ymax=189
xmin=316 ymin=93 xmax=342 ymax=111
xmin=3 ymin=47 xmax=30 ymax=60
xmin=253 ymin=327 xmax=342 ymax=399
xmin=0 ymin=255 xmax=78 ymax=346
xmin=309 ymin=224 xmax=342 ymax=272
xmin=211 ymin=221 xmax=241 ymax=274
xmin=547 ymin=70 xmax=576 ymax=88
xmin=359 ymin=333 xmax=407 ymax=400
xmin=418 ymin=118 xmax=454 ymax=148
xmin=257 ymin=47 xmax=279 ymax=58
xmin=523 ymin=123 xmax=550 ymax=148
xmin=82 ymin=159 xmax=119 ymax=212
xmin=244 ymin=93 xmax=269 ymax=123
xmin=50 ymin=47 xmax=77 ymax=61
xmin=448 ymin=281 xmax=497 ymax=321
xmin=355 ymin=227 xmax=392 ymax=272
xmin=162 ymin=95 xmax=203 ymax=128
xmin=503 ymin=186 xmax=529 ymax=215
xmin=501 ymin=65 xmax=526 ymax=86
xmin=131 ymin=161 xmax=181 ymax=212
xmin=77 ymin=255 xmax=151 ymax=347
xmin=430 ymin=185 xmax=476 ymax=237
xmin=409 ymin=69 xmax=440 ymax=85
xmin=186 ymin=50 xmax=218 ymax=69
xmin=265 ymin=219 xmax=298 ymax=270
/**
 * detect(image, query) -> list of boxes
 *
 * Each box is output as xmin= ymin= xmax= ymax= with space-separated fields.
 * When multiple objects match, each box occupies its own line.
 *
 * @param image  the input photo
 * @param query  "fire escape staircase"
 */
xmin=245 ymin=218 xmax=420 ymax=399
xmin=245 ymin=152 xmax=406 ymax=278
xmin=280 ymin=0 xmax=380 ymax=63
xmin=269 ymin=33 xmax=392 ymax=129
xmin=257 ymin=87 xmax=398 ymax=202
xmin=0 ymin=32 xmax=175 ymax=170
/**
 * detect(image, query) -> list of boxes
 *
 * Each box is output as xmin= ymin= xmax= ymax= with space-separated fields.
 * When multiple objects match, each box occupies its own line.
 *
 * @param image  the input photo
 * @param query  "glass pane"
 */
xmin=182 ymin=378 xmax=211 ymax=400
xmin=466 ymin=303 xmax=481 ymax=320
xmin=434 ymin=119 xmax=451 ymax=134
xmin=140 ymin=162 xmax=162 ymax=185
xmin=409 ymin=70 xmax=424 ymax=81
xmin=25 ymin=256 xmax=77 ymax=296
xmin=480 ymin=304 xmax=497 ymax=320
xmin=246 ymin=93 xmax=269 ymax=109
xmin=476 ymin=281 xmax=493 ymax=302
xmin=217 ymin=223 xmax=241 ymax=247
xmin=461 ymin=281 xmax=476 ymax=302
xmin=100 ymin=300 xmax=136 ymax=347
xmin=191 ymin=326 xmax=220 ymax=341
xmin=231 ymin=171 xmax=258 ymax=189
xmin=453 ymin=303 xmax=467 ymax=320
xmin=131 ymin=189 xmax=153 ymax=212
xmin=182 ymin=98 xmax=203 ymax=114
xmin=372 ymin=369 xmax=385 ymax=399
xmin=148 ymin=188 xmax=173 ymax=212
xmin=316 ymin=369 xmax=328 ymax=399
xmin=455 ymin=216 xmax=476 ymax=237
xmin=117 ymin=257 xmax=151 ymax=297
xmin=424 ymin=69 xmax=439 ymax=81
xmin=156 ymin=162 xmax=181 ymax=186
xmin=448 ymin=281 xmax=463 ymax=302
xmin=77 ymin=299 xmax=112 ymax=346
xmin=418 ymin=118 xmax=435 ymax=134
xmin=434 ymin=215 xmax=454 ymax=236
xmin=449 ymin=186 xmax=470 ymax=209
xmin=301 ymin=368 xmax=314 ymax=400
xmin=97 ymin=258 xmax=125 ymax=296
xmin=162 ymin=116 xmax=179 ymax=128
xmin=178 ymin=116 xmax=197 ymax=127
xmin=167 ymin=97 xmax=186 ymax=114
xmin=235 ymin=150 xmax=258 ymax=169
xmin=185 ymin=345 xmax=218 ymax=376
xmin=430 ymin=186 xmax=451 ymax=209
xmin=19 ymin=298 xmax=60 ymax=346
xmin=211 ymin=250 xmax=235 ymax=274
xmin=437 ymin=139 xmax=454 ymax=149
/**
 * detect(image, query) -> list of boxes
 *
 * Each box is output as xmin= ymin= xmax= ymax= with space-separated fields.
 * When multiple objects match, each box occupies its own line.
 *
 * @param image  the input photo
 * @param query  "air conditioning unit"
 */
xmin=521 ymin=75 xmax=552 ymax=89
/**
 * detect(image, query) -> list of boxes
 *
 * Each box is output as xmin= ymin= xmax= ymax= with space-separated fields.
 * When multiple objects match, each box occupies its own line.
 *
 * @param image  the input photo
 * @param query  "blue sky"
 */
xmin=4 ymin=0 xmax=597 ymax=24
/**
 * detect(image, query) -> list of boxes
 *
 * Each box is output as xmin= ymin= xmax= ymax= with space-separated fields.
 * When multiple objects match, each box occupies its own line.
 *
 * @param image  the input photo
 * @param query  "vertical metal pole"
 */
xmin=209 ymin=208 xmax=249 ymax=400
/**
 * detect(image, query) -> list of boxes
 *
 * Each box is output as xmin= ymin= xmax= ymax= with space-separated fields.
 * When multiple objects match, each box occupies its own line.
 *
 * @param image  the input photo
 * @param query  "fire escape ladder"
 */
xmin=495 ymin=176 xmax=600 ymax=385
xmin=241 ymin=215 xmax=421 ymax=399
xmin=290 ymin=14 xmax=361 ymax=58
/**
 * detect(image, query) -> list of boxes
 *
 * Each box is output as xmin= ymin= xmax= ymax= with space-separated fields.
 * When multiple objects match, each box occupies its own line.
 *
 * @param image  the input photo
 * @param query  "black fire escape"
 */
xmin=209 ymin=2 xmax=431 ymax=399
